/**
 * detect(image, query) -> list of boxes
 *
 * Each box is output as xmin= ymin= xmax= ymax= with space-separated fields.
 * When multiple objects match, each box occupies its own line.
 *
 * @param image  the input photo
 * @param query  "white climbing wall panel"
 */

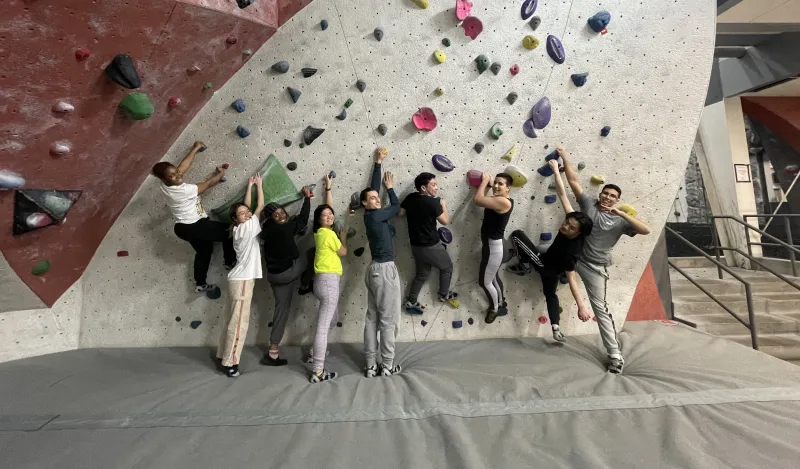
xmin=79 ymin=0 xmax=716 ymax=348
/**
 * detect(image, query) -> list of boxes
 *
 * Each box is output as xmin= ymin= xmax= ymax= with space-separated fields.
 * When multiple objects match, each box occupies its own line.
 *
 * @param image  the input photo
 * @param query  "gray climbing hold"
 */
xmin=377 ymin=124 xmax=387 ymax=135
xmin=356 ymin=80 xmax=366 ymax=92
xmin=287 ymin=162 xmax=297 ymax=171
xmin=301 ymin=68 xmax=317 ymax=78
xmin=374 ymin=28 xmax=384 ymax=41
xmin=329 ymin=170 xmax=337 ymax=179
xmin=571 ymin=72 xmax=589 ymax=87
xmin=601 ymin=126 xmax=611 ymax=137
xmin=588 ymin=11 xmax=611 ymax=33
xmin=452 ymin=320 xmax=463 ymax=329
xmin=231 ymin=98 xmax=246 ymax=113
xmin=577 ymin=161 xmax=586 ymax=170
xmin=336 ymin=109 xmax=347 ymax=120
xmin=474 ymin=142 xmax=484 ymax=153
xmin=347 ymin=227 xmax=357 ymax=239
xmin=490 ymin=62 xmax=501 ymax=75
xmin=272 ymin=60 xmax=289 ymax=73
xmin=303 ymin=126 xmax=325 ymax=145
xmin=475 ymin=54 xmax=490 ymax=73
xmin=507 ymin=92 xmax=518 ymax=105
xmin=284 ymin=139 xmax=292 ymax=147
xmin=529 ymin=16 xmax=541 ymax=31
xmin=236 ymin=126 xmax=250 ymax=138
xmin=320 ymin=20 xmax=329 ymax=30
xmin=287 ymin=87 xmax=301 ymax=103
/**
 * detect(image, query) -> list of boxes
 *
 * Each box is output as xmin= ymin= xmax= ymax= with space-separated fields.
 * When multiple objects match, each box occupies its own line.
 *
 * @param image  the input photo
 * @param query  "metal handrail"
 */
xmin=711 ymin=215 xmax=800 ymax=277
xmin=711 ymin=215 xmax=800 ymax=256
xmin=716 ymin=247 xmax=800 ymax=292
xmin=664 ymin=226 xmax=758 ymax=349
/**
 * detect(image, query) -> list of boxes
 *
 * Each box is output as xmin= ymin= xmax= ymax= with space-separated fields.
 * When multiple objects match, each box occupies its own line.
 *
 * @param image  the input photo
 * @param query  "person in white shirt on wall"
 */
xmin=151 ymin=141 xmax=237 ymax=295
xmin=217 ymin=175 xmax=265 ymax=377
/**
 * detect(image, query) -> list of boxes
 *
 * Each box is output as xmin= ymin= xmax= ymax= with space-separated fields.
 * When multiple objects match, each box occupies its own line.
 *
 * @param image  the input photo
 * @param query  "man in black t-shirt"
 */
xmin=507 ymin=159 xmax=594 ymax=342
xmin=399 ymin=172 xmax=458 ymax=310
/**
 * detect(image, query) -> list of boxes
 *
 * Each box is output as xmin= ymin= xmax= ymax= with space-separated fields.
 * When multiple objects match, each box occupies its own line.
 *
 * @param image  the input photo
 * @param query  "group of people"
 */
xmin=152 ymin=143 xmax=650 ymax=382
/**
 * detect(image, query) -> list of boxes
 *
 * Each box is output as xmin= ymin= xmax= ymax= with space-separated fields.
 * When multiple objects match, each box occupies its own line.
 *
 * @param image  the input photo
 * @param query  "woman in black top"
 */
xmin=508 ymin=159 xmax=593 ymax=342
xmin=474 ymin=172 xmax=515 ymax=324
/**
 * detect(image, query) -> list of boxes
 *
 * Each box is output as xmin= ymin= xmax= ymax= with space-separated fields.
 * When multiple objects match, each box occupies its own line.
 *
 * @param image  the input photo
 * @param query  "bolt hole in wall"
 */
xmin=67 ymin=0 xmax=714 ymax=348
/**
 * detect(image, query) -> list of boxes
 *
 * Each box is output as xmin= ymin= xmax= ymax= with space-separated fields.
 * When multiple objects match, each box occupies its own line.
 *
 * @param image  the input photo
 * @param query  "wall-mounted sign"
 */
xmin=735 ymin=164 xmax=751 ymax=183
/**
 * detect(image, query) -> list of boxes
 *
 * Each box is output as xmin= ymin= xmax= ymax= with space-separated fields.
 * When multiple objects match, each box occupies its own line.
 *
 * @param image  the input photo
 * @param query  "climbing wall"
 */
xmin=76 ymin=0 xmax=715 ymax=348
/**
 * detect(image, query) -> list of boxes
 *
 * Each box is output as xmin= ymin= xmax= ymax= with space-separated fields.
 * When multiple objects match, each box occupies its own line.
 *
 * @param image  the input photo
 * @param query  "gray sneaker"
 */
xmin=365 ymin=365 xmax=379 ymax=378
xmin=380 ymin=364 xmax=401 ymax=376
xmin=552 ymin=327 xmax=566 ymax=343
xmin=607 ymin=357 xmax=624 ymax=374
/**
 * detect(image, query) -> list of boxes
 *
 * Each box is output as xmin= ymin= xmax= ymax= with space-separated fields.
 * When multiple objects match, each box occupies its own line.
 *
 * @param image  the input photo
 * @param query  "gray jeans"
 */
xmin=364 ymin=261 xmax=402 ymax=368
xmin=265 ymin=252 xmax=312 ymax=346
xmin=408 ymin=243 xmax=453 ymax=301
xmin=576 ymin=259 xmax=621 ymax=358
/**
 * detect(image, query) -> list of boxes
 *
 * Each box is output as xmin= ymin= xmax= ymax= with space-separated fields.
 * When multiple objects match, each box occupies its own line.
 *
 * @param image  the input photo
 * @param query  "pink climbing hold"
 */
xmin=187 ymin=65 xmax=201 ymax=73
xmin=538 ymin=315 xmax=548 ymax=324
xmin=168 ymin=97 xmax=182 ymax=108
xmin=75 ymin=48 xmax=90 ymax=61
xmin=221 ymin=163 xmax=230 ymax=169
xmin=510 ymin=64 xmax=520 ymax=75
xmin=455 ymin=0 xmax=473 ymax=21
xmin=26 ymin=213 xmax=53 ymax=229
xmin=226 ymin=36 xmax=238 ymax=45
xmin=52 ymin=101 xmax=75 ymax=113
xmin=461 ymin=16 xmax=483 ymax=40
xmin=412 ymin=107 xmax=438 ymax=131
xmin=50 ymin=142 xmax=71 ymax=156
xmin=466 ymin=169 xmax=483 ymax=188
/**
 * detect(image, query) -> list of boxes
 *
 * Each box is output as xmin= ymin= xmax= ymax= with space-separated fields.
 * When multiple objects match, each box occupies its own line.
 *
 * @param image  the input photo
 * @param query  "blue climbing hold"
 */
xmin=190 ymin=320 xmax=202 ymax=329
xmin=432 ymin=154 xmax=455 ymax=172
xmin=0 ymin=170 xmax=25 ymax=190
xmin=438 ymin=227 xmax=453 ymax=244
xmin=540 ymin=232 xmax=552 ymax=241
xmin=545 ymin=150 xmax=559 ymax=162
xmin=571 ymin=72 xmax=589 ymax=87
xmin=537 ymin=165 xmax=554 ymax=177
xmin=236 ymin=125 xmax=250 ymax=138
xmin=523 ymin=119 xmax=537 ymax=138
xmin=601 ymin=126 xmax=611 ymax=137
xmin=520 ymin=0 xmax=538 ymax=20
xmin=231 ymin=98 xmax=246 ymax=113
xmin=336 ymin=109 xmax=347 ymax=120
xmin=588 ymin=11 xmax=611 ymax=33
xmin=329 ymin=170 xmax=337 ymax=179
xmin=452 ymin=320 xmax=463 ymax=329
xmin=544 ymin=194 xmax=557 ymax=204
xmin=531 ymin=97 xmax=551 ymax=129
xmin=468 ymin=318 xmax=474 ymax=325
xmin=320 ymin=19 xmax=329 ymax=30
xmin=198 ymin=144 xmax=207 ymax=152
xmin=546 ymin=35 xmax=565 ymax=64
xmin=407 ymin=306 xmax=424 ymax=315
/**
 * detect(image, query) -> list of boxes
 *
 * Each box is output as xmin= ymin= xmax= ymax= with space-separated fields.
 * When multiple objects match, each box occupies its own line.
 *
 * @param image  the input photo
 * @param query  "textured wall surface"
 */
xmin=69 ymin=0 xmax=716 ymax=349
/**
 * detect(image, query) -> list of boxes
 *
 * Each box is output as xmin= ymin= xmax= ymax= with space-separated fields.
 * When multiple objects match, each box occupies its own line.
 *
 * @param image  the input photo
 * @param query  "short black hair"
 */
xmin=414 ymin=172 xmax=436 ymax=191
xmin=151 ymin=162 xmax=175 ymax=181
xmin=566 ymin=211 xmax=594 ymax=236
xmin=495 ymin=173 xmax=513 ymax=187
xmin=313 ymin=204 xmax=335 ymax=233
xmin=602 ymin=184 xmax=622 ymax=198
xmin=360 ymin=187 xmax=377 ymax=204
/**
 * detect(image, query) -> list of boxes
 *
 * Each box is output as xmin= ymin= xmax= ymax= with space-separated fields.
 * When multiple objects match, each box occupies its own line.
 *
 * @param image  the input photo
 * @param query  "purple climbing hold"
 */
xmin=520 ymin=0 xmax=538 ymax=20
xmin=452 ymin=320 xmax=463 ymax=329
xmin=432 ymin=154 xmax=455 ymax=172
xmin=588 ymin=11 xmax=611 ymax=33
xmin=544 ymin=194 xmax=557 ymax=204
xmin=468 ymin=318 xmax=474 ymax=325
xmin=0 ymin=170 xmax=25 ymax=190
xmin=236 ymin=126 xmax=250 ymax=138
xmin=545 ymin=150 xmax=559 ymax=162
xmin=421 ymin=320 xmax=428 ymax=326
xmin=541 ymin=232 xmax=553 ymax=241
xmin=601 ymin=126 xmax=611 ymax=137
xmin=336 ymin=109 xmax=347 ymax=120
xmin=571 ymin=72 xmax=589 ymax=87
xmin=231 ymin=99 xmax=246 ymax=113
xmin=531 ymin=97 xmax=551 ymax=129
xmin=190 ymin=320 xmax=202 ymax=329
xmin=546 ymin=35 xmax=565 ymax=64
xmin=523 ymin=119 xmax=538 ymax=138
xmin=438 ymin=227 xmax=453 ymax=244
xmin=198 ymin=144 xmax=207 ymax=152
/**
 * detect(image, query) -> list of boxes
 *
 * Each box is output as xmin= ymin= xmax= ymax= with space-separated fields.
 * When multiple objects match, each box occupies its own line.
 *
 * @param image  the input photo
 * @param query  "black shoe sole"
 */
xmin=260 ymin=356 xmax=288 ymax=367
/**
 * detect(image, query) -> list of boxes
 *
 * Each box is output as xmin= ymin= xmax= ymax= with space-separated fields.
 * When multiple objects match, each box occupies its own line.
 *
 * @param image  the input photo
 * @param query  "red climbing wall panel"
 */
xmin=278 ymin=0 xmax=315 ymax=25
xmin=0 ymin=0 xmax=282 ymax=306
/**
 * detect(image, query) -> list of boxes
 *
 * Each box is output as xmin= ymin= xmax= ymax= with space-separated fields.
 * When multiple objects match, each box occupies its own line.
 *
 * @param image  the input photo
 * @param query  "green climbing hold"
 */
xmin=204 ymin=82 xmax=212 ymax=90
xmin=32 ymin=260 xmax=51 ymax=276
xmin=442 ymin=38 xmax=451 ymax=47
xmin=299 ymin=143 xmax=305 ymax=148
xmin=475 ymin=54 xmax=490 ymax=73
xmin=119 ymin=92 xmax=154 ymax=120
xmin=287 ymin=87 xmax=301 ymax=103
xmin=344 ymin=98 xmax=353 ymax=108
xmin=489 ymin=122 xmax=503 ymax=139
xmin=577 ymin=161 xmax=586 ymax=170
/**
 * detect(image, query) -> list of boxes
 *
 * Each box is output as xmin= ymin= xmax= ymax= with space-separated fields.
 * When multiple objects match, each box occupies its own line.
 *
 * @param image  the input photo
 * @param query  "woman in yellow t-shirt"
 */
xmin=309 ymin=174 xmax=348 ymax=383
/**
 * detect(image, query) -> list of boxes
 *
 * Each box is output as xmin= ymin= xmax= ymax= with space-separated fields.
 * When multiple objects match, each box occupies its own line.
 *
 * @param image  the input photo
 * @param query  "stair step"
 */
xmin=672 ymin=295 xmax=767 ymax=315
xmin=724 ymin=334 xmax=800 ymax=361
xmin=676 ymin=312 xmax=800 ymax=336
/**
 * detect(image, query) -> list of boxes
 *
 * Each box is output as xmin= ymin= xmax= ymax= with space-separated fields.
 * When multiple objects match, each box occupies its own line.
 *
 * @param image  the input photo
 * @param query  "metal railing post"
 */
xmin=711 ymin=222 xmax=723 ymax=279
xmin=785 ymin=218 xmax=797 ymax=277
xmin=744 ymin=283 xmax=758 ymax=351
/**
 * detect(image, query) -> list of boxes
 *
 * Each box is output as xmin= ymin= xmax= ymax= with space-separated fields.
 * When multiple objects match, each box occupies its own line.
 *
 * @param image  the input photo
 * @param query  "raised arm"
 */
xmin=436 ymin=198 xmax=449 ymax=225
xmin=323 ymin=174 xmax=333 ymax=207
xmin=558 ymin=146 xmax=584 ymax=199
xmin=252 ymin=176 xmax=265 ymax=218
xmin=567 ymin=271 xmax=592 ymax=321
xmin=370 ymin=147 xmax=388 ymax=191
xmin=371 ymin=172 xmax=401 ymax=222
xmin=177 ymin=141 xmax=205 ymax=175
xmin=549 ymin=160 xmax=575 ymax=214
xmin=473 ymin=172 xmax=512 ymax=212
xmin=196 ymin=165 xmax=226 ymax=195
xmin=612 ymin=207 xmax=651 ymax=235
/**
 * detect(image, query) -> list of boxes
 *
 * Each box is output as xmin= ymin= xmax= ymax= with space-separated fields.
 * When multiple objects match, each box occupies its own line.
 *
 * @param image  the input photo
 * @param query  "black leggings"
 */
xmin=174 ymin=218 xmax=236 ymax=286
xmin=510 ymin=230 xmax=562 ymax=325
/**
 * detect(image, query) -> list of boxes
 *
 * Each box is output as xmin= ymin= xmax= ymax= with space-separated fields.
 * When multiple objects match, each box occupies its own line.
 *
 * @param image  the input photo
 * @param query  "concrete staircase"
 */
xmin=669 ymin=257 xmax=800 ymax=366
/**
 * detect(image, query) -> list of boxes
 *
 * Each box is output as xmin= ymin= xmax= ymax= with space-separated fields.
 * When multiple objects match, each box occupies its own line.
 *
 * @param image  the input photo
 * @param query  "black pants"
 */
xmin=174 ymin=218 xmax=236 ymax=286
xmin=510 ymin=230 xmax=561 ymax=325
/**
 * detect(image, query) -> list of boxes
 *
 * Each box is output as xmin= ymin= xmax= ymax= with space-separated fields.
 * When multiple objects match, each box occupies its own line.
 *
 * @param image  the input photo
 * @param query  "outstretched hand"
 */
xmin=301 ymin=185 xmax=312 ymax=197
xmin=556 ymin=146 xmax=566 ymax=159
xmin=193 ymin=141 xmax=205 ymax=151
xmin=577 ymin=305 xmax=592 ymax=322
xmin=548 ymin=159 xmax=560 ymax=172
xmin=254 ymin=175 xmax=263 ymax=187
xmin=383 ymin=171 xmax=394 ymax=189
xmin=323 ymin=174 xmax=333 ymax=190
xmin=215 ymin=166 xmax=227 ymax=176
xmin=481 ymin=172 xmax=492 ymax=186
xmin=375 ymin=146 xmax=389 ymax=163
xmin=248 ymin=176 xmax=256 ymax=185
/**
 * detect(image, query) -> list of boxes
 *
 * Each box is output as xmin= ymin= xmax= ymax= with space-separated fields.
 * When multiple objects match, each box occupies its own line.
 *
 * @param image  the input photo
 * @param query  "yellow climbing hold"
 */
xmin=502 ymin=144 xmax=519 ymax=162
xmin=411 ymin=0 xmax=429 ymax=8
xmin=434 ymin=87 xmax=445 ymax=96
xmin=523 ymin=35 xmax=540 ymax=50
xmin=618 ymin=204 xmax=638 ymax=217
xmin=446 ymin=298 xmax=459 ymax=309
xmin=504 ymin=165 xmax=529 ymax=187
xmin=591 ymin=175 xmax=605 ymax=185
xmin=433 ymin=49 xmax=446 ymax=63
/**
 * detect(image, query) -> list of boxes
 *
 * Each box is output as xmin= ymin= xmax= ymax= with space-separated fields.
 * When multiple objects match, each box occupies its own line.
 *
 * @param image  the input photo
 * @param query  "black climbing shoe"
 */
xmin=438 ymin=291 xmax=458 ymax=302
xmin=507 ymin=262 xmax=532 ymax=276
xmin=298 ymin=284 xmax=313 ymax=295
xmin=195 ymin=284 xmax=217 ymax=294
xmin=485 ymin=308 xmax=499 ymax=324
xmin=224 ymin=365 xmax=240 ymax=378
xmin=261 ymin=355 xmax=288 ymax=367
xmin=310 ymin=370 xmax=337 ymax=383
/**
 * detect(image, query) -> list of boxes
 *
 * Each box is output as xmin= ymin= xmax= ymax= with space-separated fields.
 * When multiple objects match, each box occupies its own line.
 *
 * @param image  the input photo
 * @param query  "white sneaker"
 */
xmin=365 ymin=365 xmax=379 ymax=378
xmin=552 ymin=327 xmax=566 ymax=343
xmin=380 ymin=364 xmax=401 ymax=376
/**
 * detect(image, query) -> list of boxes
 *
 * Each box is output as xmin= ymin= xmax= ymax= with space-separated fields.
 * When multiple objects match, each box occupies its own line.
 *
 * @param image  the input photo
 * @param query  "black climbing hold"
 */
xmin=490 ymin=62 xmax=501 ymax=75
xmin=530 ymin=195 xmax=536 ymax=200
xmin=474 ymin=142 xmax=484 ymax=153
xmin=206 ymin=286 xmax=222 ymax=299
xmin=348 ymin=191 xmax=362 ymax=211
xmin=231 ymin=98 xmax=246 ymax=113
xmin=284 ymin=139 xmax=292 ymax=147
xmin=545 ymin=150 xmax=559 ymax=162
xmin=354 ymin=247 xmax=365 ymax=257
xmin=475 ymin=54 xmax=490 ymax=73
xmin=546 ymin=35 xmax=565 ymax=64
xmin=236 ymin=125 xmax=250 ymax=138
xmin=320 ymin=20 xmax=329 ymax=30
xmin=571 ymin=72 xmax=589 ymax=87
xmin=529 ymin=16 xmax=541 ymax=31
xmin=287 ymin=162 xmax=297 ymax=171
xmin=236 ymin=0 xmax=256 ymax=8
xmin=198 ymin=144 xmax=207 ymax=152
xmin=287 ymin=87 xmax=301 ymax=103
xmin=356 ymin=80 xmax=366 ymax=92
xmin=337 ymin=321 xmax=343 ymax=327
xmin=452 ymin=320 xmax=463 ymax=329
xmin=374 ymin=28 xmax=384 ymax=42
xmin=421 ymin=320 xmax=428 ymax=327
xmin=377 ymin=124 xmax=387 ymax=135
xmin=601 ymin=126 xmax=611 ymax=137
xmin=272 ymin=60 xmax=290 ymax=73
xmin=507 ymin=92 xmax=518 ymax=105
xmin=104 ymin=54 xmax=141 ymax=89
xmin=588 ymin=11 xmax=611 ymax=33
xmin=442 ymin=38 xmax=451 ymax=47
xmin=268 ymin=322 xmax=273 ymax=327
xmin=301 ymin=68 xmax=317 ymax=78
xmin=336 ymin=109 xmax=347 ymax=120
xmin=468 ymin=318 xmax=474 ymax=325
xmin=175 ymin=316 xmax=181 ymax=322
xmin=190 ymin=320 xmax=202 ymax=329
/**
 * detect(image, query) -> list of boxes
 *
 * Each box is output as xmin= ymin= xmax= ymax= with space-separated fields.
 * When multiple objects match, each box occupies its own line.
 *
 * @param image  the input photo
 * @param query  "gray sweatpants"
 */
xmin=408 ymin=243 xmax=453 ymax=301
xmin=364 ymin=261 xmax=402 ymax=369
xmin=265 ymin=255 xmax=309 ymax=346
xmin=576 ymin=259 xmax=621 ymax=359
xmin=312 ymin=273 xmax=340 ymax=373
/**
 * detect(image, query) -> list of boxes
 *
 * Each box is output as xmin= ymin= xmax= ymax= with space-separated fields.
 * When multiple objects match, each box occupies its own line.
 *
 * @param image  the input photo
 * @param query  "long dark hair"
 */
xmin=313 ymin=204 xmax=335 ymax=233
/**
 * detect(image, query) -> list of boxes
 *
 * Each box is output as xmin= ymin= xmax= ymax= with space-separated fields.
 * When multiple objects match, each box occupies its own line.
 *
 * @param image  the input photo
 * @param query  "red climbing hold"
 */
xmin=221 ymin=163 xmax=230 ymax=169
xmin=75 ymin=48 xmax=90 ymax=61
xmin=510 ymin=64 xmax=520 ymax=75
xmin=538 ymin=315 xmax=548 ymax=324
xmin=226 ymin=36 xmax=238 ymax=45
xmin=461 ymin=16 xmax=483 ymax=40
xmin=466 ymin=169 xmax=483 ymax=188
xmin=168 ymin=97 xmax=182 ymax=108
xmin=412 ymin=107 xmax=438 ymax=131
xmin=117 ymin=251 xmax=129 ymax=257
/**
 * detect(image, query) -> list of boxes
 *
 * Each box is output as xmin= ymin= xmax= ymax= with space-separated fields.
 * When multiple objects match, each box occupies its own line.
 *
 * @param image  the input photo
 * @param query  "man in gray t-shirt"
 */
xmin=558 ymin=147 xmax=651 ymax=374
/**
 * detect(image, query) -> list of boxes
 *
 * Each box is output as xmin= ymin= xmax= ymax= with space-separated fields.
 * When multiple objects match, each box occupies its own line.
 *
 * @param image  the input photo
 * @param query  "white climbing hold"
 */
xmin=50 ymin=142 xmax=71 ymax=156
xmin=52 ymin=101 xmax=75 ymax=113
